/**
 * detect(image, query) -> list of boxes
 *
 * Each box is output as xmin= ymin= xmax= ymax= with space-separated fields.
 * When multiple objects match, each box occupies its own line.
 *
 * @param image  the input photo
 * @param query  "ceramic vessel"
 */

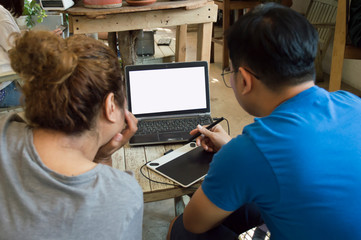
xmin=84 ymin=0 xmax=122 ymax=8
xmin=126 ymin=0 xmax=156 ymax=6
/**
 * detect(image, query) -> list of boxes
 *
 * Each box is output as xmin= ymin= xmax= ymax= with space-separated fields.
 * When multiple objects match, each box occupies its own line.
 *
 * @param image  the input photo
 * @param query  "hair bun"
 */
xmin=8 ymin=31 xmax=125 ymax=134
xmin=9 ymin=31 xmax=78 ymax=87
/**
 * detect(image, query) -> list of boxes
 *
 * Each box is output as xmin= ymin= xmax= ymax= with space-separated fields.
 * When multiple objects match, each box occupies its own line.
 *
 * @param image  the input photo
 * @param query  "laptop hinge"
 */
xmin=136 ymin=113 xmax=211 ymax=121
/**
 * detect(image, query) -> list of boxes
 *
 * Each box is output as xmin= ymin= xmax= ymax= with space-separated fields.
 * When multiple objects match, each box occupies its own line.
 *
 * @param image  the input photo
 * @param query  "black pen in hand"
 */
xmin=188 ymin=117 xmax=225 ymax=143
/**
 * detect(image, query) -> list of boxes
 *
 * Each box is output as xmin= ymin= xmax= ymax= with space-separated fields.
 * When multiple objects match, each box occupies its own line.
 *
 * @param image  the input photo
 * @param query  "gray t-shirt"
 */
xmin=0 ymin=113 xmax=144 ymax=239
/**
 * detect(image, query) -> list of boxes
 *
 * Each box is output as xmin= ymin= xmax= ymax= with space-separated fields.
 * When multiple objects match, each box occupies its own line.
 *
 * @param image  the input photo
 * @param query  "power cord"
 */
xmin=140 ymin=162 xmax=199 ymax=190
xmin=140 ymin=162 xmax=178 ymax=187
xmin=213 ymin=117 xmax=231 ymax=135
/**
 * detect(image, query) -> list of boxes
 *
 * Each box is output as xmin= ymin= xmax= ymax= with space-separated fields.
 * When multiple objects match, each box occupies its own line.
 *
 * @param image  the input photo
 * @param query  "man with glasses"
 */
xmin=167 ymin=3 xmax=361 ymax=240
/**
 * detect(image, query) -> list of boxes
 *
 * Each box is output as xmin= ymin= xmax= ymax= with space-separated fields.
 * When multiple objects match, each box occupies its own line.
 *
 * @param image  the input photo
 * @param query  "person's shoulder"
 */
xmin=327 ymin=90 xmax=361 ymax=116
xmin=331 ymin=90 xmax=361 ymax=103
xmin=0 ymin=113 xmax=27 ymax=132
xmin=97 ymin=165 xmax=143 ymax=195
xmin=0 ymin=5 xmax=6 ymax=12
xmin=308 ymin=86 xmax=360 ymax=105
xmin=226 ymin=133 xmax=254 ymax=148
xmin=0 ymin=113 xmax=30 ymax=164
xmin=98 ymin=165 xmax=138 ymax=183
xmin=0 ymin=5 xmax=12 ymax=21
xmin=0 ymin=5 xmax=20 ymax=31
xmin=215 ymin=133 xmax=264 ymax=165
xmin=93 ymin=165 xmax=144 ymax=209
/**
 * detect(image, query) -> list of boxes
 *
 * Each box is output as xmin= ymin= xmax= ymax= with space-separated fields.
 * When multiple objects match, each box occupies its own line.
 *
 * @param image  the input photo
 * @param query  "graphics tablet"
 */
xmin=146 ymin=143 xmax=214 ymax=187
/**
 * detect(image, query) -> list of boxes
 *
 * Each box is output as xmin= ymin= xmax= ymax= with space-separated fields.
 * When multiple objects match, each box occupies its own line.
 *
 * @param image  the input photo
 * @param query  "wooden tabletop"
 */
xmin=65 ymin=0 xmax=211 ymax=17
xmin=112 ymin=143 xmax=200 ymax=203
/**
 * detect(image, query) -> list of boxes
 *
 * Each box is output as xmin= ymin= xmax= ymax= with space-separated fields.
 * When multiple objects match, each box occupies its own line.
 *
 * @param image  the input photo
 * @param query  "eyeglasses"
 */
xmin=221 ymin=69 xmax=234 ymax=88
xmin=221 ymin=68 xmax=260 ymax=88
xmin=243 ymin=68 xmax=261 ymax=80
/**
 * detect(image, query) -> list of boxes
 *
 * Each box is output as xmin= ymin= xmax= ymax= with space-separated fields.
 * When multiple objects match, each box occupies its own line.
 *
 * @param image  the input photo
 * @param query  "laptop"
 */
xmin=125 ymin=61 xmax=213 ymax=146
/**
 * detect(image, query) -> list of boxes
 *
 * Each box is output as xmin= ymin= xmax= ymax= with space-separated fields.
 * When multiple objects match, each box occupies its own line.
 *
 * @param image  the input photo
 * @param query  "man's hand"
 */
xmin=94 ymin=110 xmax=138 ymax=165
xmin=190 ymin=124 xmax=231 ymax=152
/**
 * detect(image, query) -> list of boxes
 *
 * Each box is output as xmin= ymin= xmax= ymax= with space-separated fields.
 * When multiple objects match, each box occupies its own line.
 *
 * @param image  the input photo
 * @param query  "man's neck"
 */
xmin=255 ymin=81 xmax=315 ymax=117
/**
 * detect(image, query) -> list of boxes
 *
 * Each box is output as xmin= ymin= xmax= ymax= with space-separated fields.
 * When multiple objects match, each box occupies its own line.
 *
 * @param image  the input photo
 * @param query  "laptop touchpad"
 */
xmin=131 ymin=134 xmax=159 ymax=144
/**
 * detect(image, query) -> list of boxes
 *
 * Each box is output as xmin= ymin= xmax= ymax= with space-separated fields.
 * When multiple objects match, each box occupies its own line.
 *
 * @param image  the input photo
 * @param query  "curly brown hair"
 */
xmin=9 ymin=31 xmax=125 ymax=134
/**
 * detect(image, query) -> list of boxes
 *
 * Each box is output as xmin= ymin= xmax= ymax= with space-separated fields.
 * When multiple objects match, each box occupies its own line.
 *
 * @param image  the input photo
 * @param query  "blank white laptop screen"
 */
xmin=128 ymin=66 xmax=207 ymax=115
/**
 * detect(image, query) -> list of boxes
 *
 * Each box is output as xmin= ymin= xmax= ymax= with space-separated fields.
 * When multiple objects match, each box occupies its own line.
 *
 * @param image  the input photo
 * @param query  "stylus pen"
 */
xmin=188 ymin=117 xmax=225 ymax=143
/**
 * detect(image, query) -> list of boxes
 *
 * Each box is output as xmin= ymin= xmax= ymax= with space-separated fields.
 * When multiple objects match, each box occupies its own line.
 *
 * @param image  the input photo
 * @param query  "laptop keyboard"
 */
xmin=135 ymin=116 xmax=213 ymax=136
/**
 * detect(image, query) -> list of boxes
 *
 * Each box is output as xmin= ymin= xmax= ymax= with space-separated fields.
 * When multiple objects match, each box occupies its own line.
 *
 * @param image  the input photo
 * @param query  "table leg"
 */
xmin=108 ymin=32 xmax=117 ymax=54
xmin=68 ymin=15 xmax=74 ymax=36
xmin=174 ymin=196 xmax=185 ymax=216
xmin=196 ymin=22 xmax=213 ymax=63
xmin=176 ymin=25 xmax=187 ymax=62
xmin=210 ymin=23 xmax=215 ymax=63
xmin=117 ymin=30 xmax=140 ymax=68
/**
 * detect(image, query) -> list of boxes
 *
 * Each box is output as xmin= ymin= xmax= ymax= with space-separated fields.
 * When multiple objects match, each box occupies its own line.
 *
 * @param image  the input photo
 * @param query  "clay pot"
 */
xmin=126 ymin=0 xmax=156 ymax=6
xmin=83 ymin=0 xmax=122 ymax=8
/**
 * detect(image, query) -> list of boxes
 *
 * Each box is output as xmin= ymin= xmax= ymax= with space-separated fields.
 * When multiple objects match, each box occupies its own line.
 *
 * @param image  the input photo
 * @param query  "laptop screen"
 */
xmin=126 ymin=61 xmax=210 ymax=118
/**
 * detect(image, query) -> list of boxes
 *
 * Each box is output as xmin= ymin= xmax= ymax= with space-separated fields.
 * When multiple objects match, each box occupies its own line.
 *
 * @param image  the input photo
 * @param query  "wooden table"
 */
xmin=65 ymin=0 xmax=218 ymax=66
xmin=112 ymin=143 xmax=201 ymax=214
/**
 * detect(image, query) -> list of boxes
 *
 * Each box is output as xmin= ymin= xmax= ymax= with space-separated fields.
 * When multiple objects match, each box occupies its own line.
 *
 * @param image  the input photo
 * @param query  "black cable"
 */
xmin=213 ymin=117 xmax=231 ymax=135
xmin=140 ymin=163 xmax=178 ymax=187
xmin=224 ymin=117 xmax=231 ymax=135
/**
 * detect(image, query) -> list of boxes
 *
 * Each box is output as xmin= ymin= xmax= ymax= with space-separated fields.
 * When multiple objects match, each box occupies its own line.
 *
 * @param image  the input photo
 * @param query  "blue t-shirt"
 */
xmin=202 ymin=86 xmax=361 ymax=239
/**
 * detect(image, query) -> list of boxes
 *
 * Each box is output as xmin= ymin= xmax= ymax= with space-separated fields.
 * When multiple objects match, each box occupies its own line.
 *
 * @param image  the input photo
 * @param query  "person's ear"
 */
xmin=103 ymin=93 xmax=117 ymax=123
xmin=239 ymin=67 xmax=253 ymax=95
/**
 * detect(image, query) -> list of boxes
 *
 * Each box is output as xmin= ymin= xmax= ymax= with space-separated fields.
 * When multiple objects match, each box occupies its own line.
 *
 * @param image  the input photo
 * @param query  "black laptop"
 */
xmin=125 ymin=61 xmax=213 ymax=146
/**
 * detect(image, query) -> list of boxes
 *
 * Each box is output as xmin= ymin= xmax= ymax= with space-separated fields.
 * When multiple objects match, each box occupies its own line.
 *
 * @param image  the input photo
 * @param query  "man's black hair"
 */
xmin=226 ymin=3 xmax=318 ymax=90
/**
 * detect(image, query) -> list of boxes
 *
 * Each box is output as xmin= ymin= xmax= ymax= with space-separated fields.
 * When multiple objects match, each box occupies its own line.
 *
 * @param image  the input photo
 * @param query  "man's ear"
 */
xmin=103 ymin=93 xmax=117 ymax=123
xmin=239 ymin=67 xmax=253 ymax=95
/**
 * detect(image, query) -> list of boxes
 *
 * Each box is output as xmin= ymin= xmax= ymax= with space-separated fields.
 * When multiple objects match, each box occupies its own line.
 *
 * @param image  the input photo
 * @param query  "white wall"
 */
xmin=323 ymin=41 xmax=361 ymax=90
xmin=293 ymin=0 xmax=361 ymax=91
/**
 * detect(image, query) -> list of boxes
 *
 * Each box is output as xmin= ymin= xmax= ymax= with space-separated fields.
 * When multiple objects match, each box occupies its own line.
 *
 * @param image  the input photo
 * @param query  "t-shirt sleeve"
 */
xmin=201 ymin=133 xmax=280 ymax=212
xmin=0 ymin=17 xmax=20 ymax=52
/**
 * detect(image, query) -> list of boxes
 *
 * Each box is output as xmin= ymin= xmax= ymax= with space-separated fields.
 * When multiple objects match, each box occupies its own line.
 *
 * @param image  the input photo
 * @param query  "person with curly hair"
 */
xmin=0 ymin=31 xmax=143 ymax=239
